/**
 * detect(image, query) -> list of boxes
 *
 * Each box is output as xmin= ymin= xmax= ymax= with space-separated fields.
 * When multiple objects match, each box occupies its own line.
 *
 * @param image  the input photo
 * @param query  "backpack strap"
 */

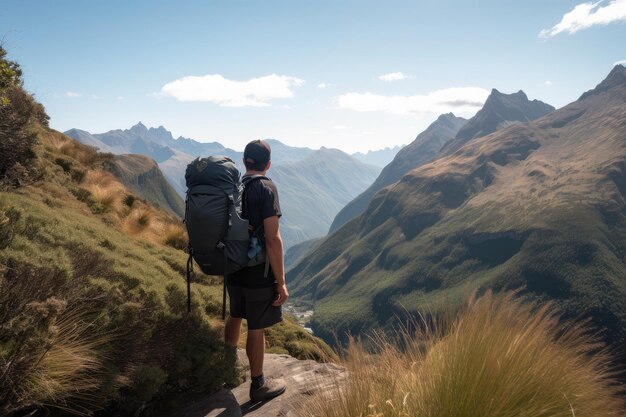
xmin=186 ymin=248 xmax=193 ymax=314
xmin=222 ymin=242 xmax=228 ymax=320
xmin=241 ymin=175 xmax=269 ymax=235
xmin=242 ymin=175 xmax=272 ymax=278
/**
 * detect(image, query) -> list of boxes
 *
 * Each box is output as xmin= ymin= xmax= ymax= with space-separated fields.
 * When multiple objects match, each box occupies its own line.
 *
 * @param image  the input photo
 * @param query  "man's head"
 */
xmin=243 ymin=139 xmax=271 ymax=172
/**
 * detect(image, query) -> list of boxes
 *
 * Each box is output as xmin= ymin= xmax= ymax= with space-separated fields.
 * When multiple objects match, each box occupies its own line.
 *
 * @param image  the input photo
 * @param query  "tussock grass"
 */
xmin=84 ymin=169 xmax=115 ymax=188
xmin=163 ymin=224 xmax=187 ymax=250
xmin=55 ymin=136 xmax=101 ymax=167
xmin=123 ymin=207 xmax=155 ymax=235
xmin=17 ymin=308 xmax=106 ymax=415
xmin=300 ymin=291 xmax=625 ymax=417
xmin=89 ymin=185 xmax=120 ymax=213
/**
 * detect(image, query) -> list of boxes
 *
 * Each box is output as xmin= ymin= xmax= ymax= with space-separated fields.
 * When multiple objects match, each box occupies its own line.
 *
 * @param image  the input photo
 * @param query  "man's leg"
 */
xmin=224 ymin=316 xmax=242 ymax=346
xmin=247 ymin=328 xmax=265 ymax=377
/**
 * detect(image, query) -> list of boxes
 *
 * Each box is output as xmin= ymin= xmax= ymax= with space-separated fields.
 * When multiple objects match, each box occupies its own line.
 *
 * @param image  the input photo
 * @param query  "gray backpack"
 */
xmin=184 ymin=156 xmax=268 ymax=317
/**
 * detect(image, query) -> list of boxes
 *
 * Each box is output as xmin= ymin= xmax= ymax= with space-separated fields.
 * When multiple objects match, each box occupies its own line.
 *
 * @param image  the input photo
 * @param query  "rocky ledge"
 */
xmin=177 ymin=350 xmax=346 ymax=417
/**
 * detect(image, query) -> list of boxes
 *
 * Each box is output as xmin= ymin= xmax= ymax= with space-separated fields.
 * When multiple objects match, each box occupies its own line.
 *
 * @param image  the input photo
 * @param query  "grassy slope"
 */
xmin=289 ymin=66 xmax=626 ymax=354
xmin=1 ymin=124 xmax=333 ymax=415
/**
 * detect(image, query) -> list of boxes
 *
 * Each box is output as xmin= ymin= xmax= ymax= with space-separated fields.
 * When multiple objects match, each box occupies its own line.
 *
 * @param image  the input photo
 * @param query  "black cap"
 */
xmin=244 ymin=139 xmax=271 ymax=167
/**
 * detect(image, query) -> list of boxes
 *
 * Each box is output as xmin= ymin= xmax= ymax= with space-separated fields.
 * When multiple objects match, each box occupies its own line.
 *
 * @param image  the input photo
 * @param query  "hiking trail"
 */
xmin=177 ymin=350 xmax=345 ymax=417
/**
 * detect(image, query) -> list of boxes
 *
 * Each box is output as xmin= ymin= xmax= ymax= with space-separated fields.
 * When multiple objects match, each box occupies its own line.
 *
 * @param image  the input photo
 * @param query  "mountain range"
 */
xmin=330 ymin=90 xmax=555 ymax=233
xmin=288 ymin=66 xmax=626 ymax=358
xmin=66 ymin=124 xmax=383 ymax=248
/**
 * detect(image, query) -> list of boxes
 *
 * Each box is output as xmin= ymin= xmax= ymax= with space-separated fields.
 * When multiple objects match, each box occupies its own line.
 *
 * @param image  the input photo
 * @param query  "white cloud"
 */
xmin=378 ymin=72 xmax=408 ymax=82
xmin=336 ymin=87 xmax=489 ymax=117
xmin=117 ymin=96 xmax=126 ymax=101
xmin=614 ymin=59 xmax=626 ymax=66
xmin=65 ymin=91 xmax=82 ymax=98
xmin=544 ymin=80 xmax=554 ymax=86
xmin=540 ymin=0 xmax=626 ymax=37
xmin=317 ymin=82 xmax=330 ymax=89
xmin=157 ymin=73 xmax=304 ymax=107
xmin=91 ymin=94 xmax=104 ymax=100
xmin=333 ymin=125 xmax=348 ymax=130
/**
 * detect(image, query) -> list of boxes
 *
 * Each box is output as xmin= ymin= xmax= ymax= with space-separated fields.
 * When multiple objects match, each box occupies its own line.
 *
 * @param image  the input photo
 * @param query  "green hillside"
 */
xmin=288 ymin=65 xmax=626 ymax=358
xmin=0 ymin=47 xmax=332 ymax=416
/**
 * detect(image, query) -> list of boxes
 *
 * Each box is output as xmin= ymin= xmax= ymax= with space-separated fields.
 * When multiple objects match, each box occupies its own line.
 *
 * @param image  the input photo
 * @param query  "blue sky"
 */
xmin=1 ymin=0 xmax=625 ymax=153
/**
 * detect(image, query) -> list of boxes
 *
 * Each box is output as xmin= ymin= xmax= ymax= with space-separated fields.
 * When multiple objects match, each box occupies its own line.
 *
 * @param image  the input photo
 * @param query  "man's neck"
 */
xmin=244 ymin=170 xmax=267 ymax=177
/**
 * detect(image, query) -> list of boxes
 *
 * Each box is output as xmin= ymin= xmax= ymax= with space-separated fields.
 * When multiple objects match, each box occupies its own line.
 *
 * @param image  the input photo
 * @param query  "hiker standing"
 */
xmin=224 ymin=139 xmax=288 ymax=403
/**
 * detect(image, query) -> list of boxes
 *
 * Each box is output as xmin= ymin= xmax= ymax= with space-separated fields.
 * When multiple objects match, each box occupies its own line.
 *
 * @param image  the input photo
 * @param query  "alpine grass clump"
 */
xmin=163 ymin=224 xmax=188 ymax=250
xmin=299 ymin=291 xmax=625 ymax=417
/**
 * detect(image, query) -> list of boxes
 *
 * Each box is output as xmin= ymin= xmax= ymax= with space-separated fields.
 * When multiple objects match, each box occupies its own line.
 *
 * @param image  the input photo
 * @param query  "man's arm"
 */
xmin=263 ymin=215 xmax=288 ymax=306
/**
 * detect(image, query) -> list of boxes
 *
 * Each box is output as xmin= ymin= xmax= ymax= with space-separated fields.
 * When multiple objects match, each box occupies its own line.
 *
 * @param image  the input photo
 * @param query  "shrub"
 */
xmin=0 ymin=47 xmax=48 ymax=187
xmin=0 ymin=87 xmax=40 ymax=185
xmin=54 ymin=157 xmax=72 ymax=173
xmin=123 ymin=194 xmax=136 ymax=208
xmin=70 ymin=168 xmax=86 ymax=183
xmin=299 ymin=291 xmax=625 ymax=417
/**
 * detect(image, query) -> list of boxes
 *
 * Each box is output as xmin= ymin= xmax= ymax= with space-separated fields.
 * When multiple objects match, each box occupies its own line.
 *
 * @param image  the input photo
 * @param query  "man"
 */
xmin=224 ymin=139 xmax=289 ymax=403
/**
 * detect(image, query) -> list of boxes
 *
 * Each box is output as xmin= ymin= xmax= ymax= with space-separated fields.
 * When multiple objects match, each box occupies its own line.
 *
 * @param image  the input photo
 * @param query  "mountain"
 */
xmin=330 ymin=113 xmax=466 ymax=232
xmin=351 ymin=145 xmax=403 ymax=167
xmin=105 ymin=154 xmax=185 ymax=217
xmin=265 ymin=139 xmax=315 ymax=163
xmin=288 ymin=66 xmax=626 ymax=357
xmin=269 ymin=147 xmax=381 ymax=248
xmin=439 ymin=89 xmax=555 ymax=156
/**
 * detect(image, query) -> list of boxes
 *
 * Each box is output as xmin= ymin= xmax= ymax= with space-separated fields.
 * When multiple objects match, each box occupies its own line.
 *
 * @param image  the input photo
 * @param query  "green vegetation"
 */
xmin=298 ymin=292 xmax=625 ymax=417
xmin=265 ymin=317 xmax=338 ymax=362
xmin=0 ymin=191 xmax=238 ymax=415
xmin=0 ymin=47 xmax=333 ymax=416
xmin=0 ymin=46 xmax=48 ymax=187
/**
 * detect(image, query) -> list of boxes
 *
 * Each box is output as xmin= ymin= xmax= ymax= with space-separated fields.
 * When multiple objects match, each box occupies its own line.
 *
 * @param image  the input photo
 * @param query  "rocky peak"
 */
xmin=128 ymin=121 xmax=148 ymax=134
xmin=579 ymin=64 xmax=626 ymax=100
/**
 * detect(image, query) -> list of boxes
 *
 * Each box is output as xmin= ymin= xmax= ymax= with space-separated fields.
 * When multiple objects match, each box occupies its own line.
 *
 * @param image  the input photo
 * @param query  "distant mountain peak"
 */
xmin=579 ymin=64 xmax=626 ymax=100
xmin=438 ymin=112 xmax=458 ymax=121
xmin=486 ymin=89 xmax=528 ymax=105
xmin=129 ymin=121 xmax=148 ymax=133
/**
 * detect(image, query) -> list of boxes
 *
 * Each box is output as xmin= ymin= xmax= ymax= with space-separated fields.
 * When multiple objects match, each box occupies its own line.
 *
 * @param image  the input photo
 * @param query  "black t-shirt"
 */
xmin=227 ymin=176 xmax=282 ymax=288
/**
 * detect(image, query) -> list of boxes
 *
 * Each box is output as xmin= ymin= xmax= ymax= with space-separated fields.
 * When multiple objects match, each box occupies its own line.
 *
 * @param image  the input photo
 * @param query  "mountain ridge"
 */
xmin=329 ymin=112 xmax=467 ymax=232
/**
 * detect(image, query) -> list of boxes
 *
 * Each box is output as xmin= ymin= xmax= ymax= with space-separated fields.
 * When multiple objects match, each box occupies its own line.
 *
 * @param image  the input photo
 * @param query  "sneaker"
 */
xmin=249 ymin=377 xmax=287 ymax=403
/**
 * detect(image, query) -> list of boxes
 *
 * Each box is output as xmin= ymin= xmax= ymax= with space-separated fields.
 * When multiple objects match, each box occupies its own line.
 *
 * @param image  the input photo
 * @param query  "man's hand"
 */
xmin=273 ymin=283 xmax=289 ymax=306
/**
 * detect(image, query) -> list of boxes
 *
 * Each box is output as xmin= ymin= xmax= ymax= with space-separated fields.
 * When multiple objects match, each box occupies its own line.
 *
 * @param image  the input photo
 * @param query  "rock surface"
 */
xmin=177 ymin=350 xmax=345 ymax=417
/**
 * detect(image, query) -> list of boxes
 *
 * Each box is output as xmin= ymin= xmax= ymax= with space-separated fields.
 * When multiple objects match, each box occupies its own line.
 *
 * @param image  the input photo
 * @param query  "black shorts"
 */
xmin=227 ymin=285 xmax=283 ymax=330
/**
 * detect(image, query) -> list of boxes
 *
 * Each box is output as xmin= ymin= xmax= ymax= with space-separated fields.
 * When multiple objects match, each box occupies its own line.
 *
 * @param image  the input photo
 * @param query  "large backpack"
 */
xmin=184 ymin=156 xmax=268 ymax=318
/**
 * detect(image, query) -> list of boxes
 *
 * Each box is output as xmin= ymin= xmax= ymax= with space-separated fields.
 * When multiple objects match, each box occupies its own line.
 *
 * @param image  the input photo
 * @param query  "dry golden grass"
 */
xmin=299 ymin=291 xmax=625 ymax=417
xmin=46 ymin=132 xmax=100 ymax=167
xmin=122 ymin=206 xmax=156 ymax=235
xmin=162 ymin=223 xmax=188 ymax=250
xmin=84 ymin=169 xmax=115 ymax=188
xmin=16 ymin=308 xmax=107 ymax=416
xmin=89 ymin=185 xmax=120 ymax=213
